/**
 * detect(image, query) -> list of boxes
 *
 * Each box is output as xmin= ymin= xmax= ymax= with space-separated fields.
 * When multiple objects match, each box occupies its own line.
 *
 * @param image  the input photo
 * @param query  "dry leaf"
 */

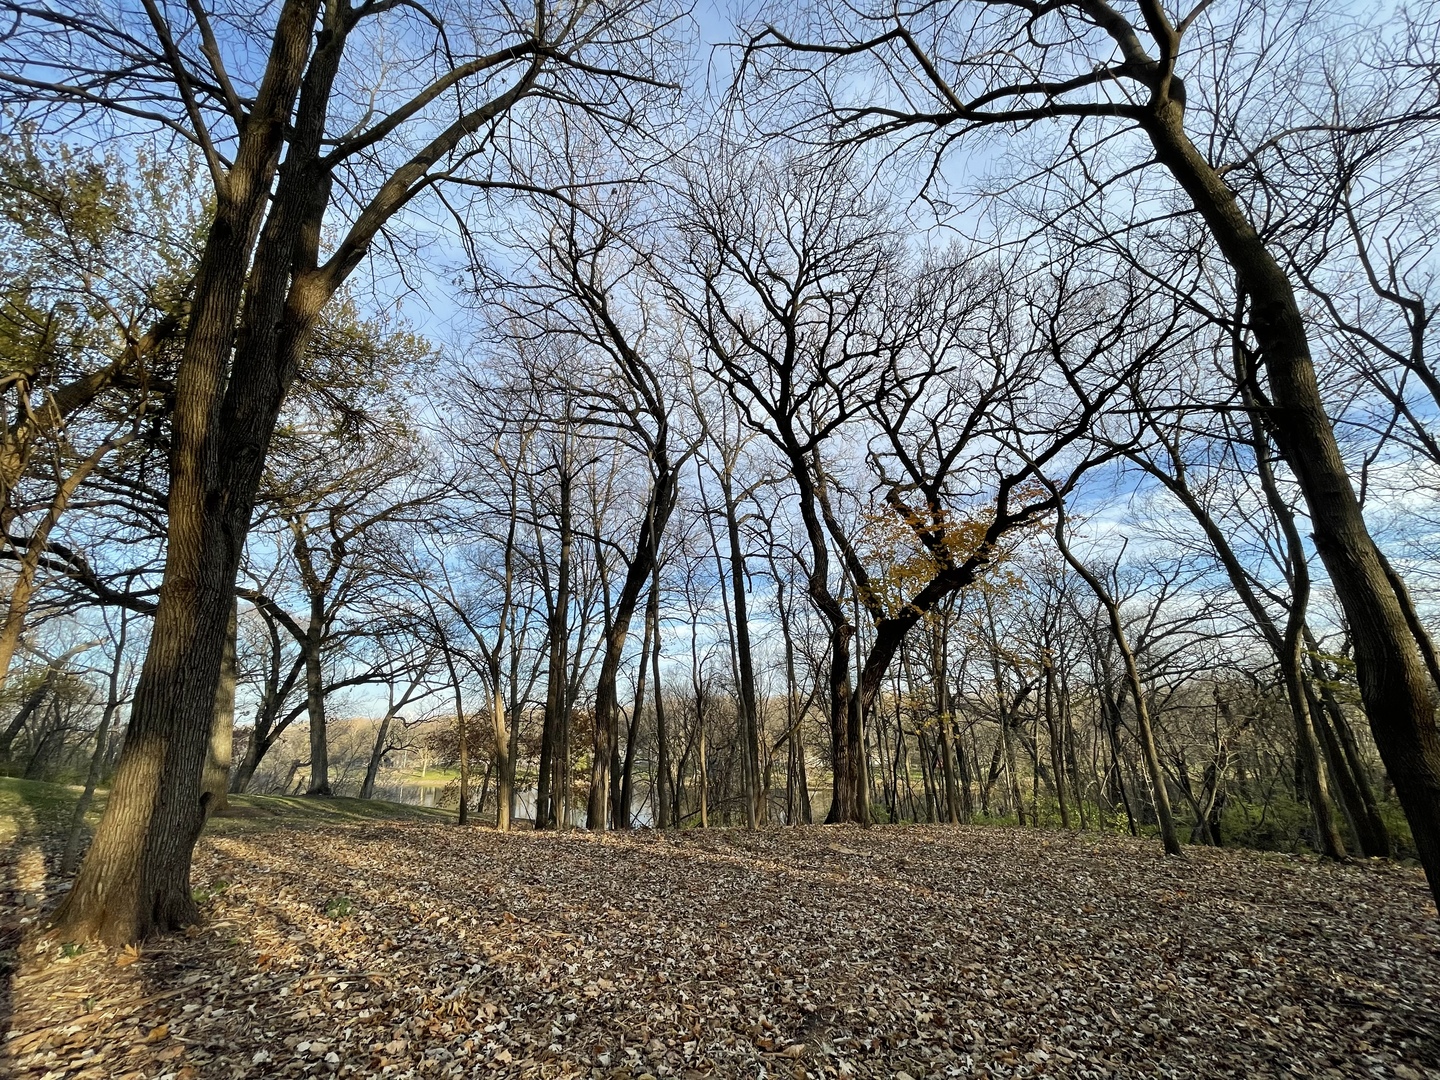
xmin=4 ymin=823 xmax=1437 ymax=1080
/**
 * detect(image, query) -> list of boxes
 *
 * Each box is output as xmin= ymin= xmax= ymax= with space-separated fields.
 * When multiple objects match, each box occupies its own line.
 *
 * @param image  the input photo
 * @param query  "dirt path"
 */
xmin=4 ymin=824 xmax=1438 ymax=1078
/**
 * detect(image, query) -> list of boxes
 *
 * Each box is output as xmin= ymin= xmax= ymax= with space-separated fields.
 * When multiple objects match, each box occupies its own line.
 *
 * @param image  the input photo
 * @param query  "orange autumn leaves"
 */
xmin=852 ymin=497 xmax=1035 ymax=621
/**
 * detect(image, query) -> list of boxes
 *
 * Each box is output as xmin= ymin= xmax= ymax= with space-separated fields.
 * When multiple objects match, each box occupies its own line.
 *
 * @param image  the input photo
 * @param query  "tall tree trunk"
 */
xmin=983 ymin=594 xmax=1027 ymax=827
xmin=1303 ymin=631 xmax=1390 ymax=856
xmin=931 ymin=625 xmax=961 ymax=825
xmin=303 ymin=591 xmax=329 ymax=796
xmin=1143 ymin=95 xmax=1438 ymax=899
xmin=617 ymin=587 xmax=654 ymax=830
xmin=587 ymin=472 xmax=676 ymax=830
xmin=445 ymin=648 xmax=469 ymax=827
xmin=652 ymin=560 xmax=671 ymax=829
xmin=491 ymin=670 xmax=512 ymax=832
xmin=1045 ymin=656 xmax=1072 ymax=830
xmin=537 ymin=470 xmax=573 ymax=830
xmin=721 ymin=474 xmax=763 ymax=827
xmin=1104 ymin=695 xmax=1139 ymax=838
xmin=786 ymin=455 xmax=858 ymax=824
xmin=50 ymin=67 xmax=301 ymax=936
xmin=1235 ymin=370 xmax=1347 ymax=859
xmin=1056 ymin=508 xmax=1182 ymax=856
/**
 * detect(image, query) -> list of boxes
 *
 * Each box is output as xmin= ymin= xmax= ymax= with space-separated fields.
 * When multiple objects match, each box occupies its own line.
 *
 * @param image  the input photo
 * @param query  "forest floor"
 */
xmin=1 ymin=792 xmax=1438 ymax=1079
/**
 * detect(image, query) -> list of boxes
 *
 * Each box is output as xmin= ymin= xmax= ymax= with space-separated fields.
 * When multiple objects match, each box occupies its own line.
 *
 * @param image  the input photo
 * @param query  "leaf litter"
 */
xmin=3 ymin=823 xmax=1439 ymax=1078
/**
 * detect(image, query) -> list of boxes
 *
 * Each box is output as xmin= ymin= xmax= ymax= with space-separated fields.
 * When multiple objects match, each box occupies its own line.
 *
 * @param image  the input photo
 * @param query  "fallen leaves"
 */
xmin=3 ymin=823 xmax=1439 ymax=1078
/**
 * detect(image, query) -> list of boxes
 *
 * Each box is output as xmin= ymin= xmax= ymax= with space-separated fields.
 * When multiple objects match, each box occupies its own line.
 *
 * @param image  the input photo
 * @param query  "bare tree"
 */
xmin=744 ymin=0 xmax=1440 ymax=903
xmin=4 ymin=0 xmax=683 ymax=939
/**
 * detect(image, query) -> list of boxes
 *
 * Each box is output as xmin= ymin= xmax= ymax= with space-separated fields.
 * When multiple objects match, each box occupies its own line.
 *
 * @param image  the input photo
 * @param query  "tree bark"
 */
xmin=1139 ymin=90 xmax=1437 ymax=895
xmin=360 ymin=711 xmax=394 ymax=802
xmin=204 ymin=600 xmax=237 ymax=814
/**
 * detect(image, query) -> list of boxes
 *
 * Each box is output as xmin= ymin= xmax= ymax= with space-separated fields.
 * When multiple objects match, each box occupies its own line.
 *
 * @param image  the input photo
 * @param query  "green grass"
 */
xmin=0 ymin=775 xmax=454 ymax=847
xmin=211 ymin=791 xmax=454 ymax=831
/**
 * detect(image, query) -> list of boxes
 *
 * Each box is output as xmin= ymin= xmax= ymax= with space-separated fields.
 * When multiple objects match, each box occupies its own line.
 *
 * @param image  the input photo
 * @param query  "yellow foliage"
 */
xmin=853 ymin=499 xmax=1025 ymax=620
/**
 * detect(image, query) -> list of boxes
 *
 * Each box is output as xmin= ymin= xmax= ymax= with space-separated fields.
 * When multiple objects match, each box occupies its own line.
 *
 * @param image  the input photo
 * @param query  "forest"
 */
xmin=0 ymin=0 xmax=1439 ymax=1076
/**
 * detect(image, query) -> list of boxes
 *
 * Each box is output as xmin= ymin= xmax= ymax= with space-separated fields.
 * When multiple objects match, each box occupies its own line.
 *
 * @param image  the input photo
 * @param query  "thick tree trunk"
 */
xmin=52 ymin=0 xmax=345 ymax=942
xmin=823 ymin=623 xmax=857 ymax=823
xmin=1144 ymin=99 xmax=1438 ymax=898
xmin=785 ymin=456 xmax=860 ymax=824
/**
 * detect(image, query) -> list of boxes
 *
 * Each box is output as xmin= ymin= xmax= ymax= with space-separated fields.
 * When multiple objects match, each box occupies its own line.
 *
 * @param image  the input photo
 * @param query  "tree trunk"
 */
xmin=1045 ymin=658 xmax=1072 ymax=830
xmin=0 ymin=667 xmax=59 ymax=761
xmin=617 ymin=588 xmax=654 ymax=829
xmin=491 ymin=672 xmax=511 ymax=832
xmin=721 ymin=474 xmax=764 ymax=827
xmin=360 ymin=712 xmax=393 ymax=801
xmin=445 ymin=649 xmax=469 ymax=827
xmin=1303 ymin=635 xmax=1390 ymax=856
xmin=303 ymin=591 xmax=330 ymax=796
xmin=931 ymin=626 xmax=961 ymax=825
xmin=204 ymin=600 xmax=237 ymax=814
xmin=1057 ymin=512 xmax=1182 ymax=856
xmin=587 ymin=471 xmax=676 ymax=830
xmin=538 ymin=470 xmax=573 ymax=830
xmin=1144 ymin=97 xmax=1437 ymax=897
xmin=652 ymin=561 xmax=671 ymax=829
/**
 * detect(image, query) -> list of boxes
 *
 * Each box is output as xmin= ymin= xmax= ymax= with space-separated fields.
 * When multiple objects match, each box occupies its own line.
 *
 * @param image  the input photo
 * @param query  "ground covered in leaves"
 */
xmin=3 ymin=820 xmax=1439 ymax=1079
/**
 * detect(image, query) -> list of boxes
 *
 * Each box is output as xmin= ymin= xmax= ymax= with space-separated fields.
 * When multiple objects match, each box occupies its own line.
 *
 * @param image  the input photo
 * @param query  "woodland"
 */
xmin=0 ymin=0 xmax=1439 ymax=1075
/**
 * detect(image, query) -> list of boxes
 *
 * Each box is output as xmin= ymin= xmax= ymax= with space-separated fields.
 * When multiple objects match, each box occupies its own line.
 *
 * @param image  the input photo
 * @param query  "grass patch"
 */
xmin=0 ymin=774 xmax=87 ymax=844
xmin=0 ymin=775 xmax=454 ymax=848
